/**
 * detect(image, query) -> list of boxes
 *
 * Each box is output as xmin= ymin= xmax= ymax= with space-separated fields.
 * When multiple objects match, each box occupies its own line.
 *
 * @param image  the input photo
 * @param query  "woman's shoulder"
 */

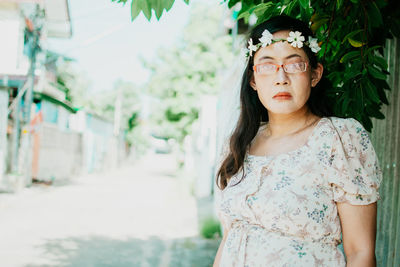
xmin=323 ymin=116 xmax=374 ymax=155
xmin=322 ymin=116 xmax=366 ymax=137
xmin=326 ymin=116 xmax=362 ymax=128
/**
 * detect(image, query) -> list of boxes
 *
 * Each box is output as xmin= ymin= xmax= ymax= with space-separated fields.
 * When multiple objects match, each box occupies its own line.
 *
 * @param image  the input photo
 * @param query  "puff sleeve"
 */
xmin=328 ymin=117 xmax=383 ymax=205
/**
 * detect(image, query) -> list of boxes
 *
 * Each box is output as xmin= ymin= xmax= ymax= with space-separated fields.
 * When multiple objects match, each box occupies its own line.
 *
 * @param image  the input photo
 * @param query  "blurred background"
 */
xmin=0 ymin=0 xmax=249 ymax=266
xmin=1 ymin=0 xmax=399 ymax=266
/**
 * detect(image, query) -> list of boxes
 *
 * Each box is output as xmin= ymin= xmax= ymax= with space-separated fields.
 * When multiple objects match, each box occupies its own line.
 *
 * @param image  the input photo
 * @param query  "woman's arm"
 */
xmin=337 ymin=202 xmax=377 ymax=267
xmin=213 ymin=227 xmax=229 ymax=267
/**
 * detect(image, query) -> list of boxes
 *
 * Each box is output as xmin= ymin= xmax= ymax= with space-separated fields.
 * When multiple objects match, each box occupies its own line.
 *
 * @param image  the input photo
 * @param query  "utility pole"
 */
xmin=19 ymin=5 xmax=43 ymax=185
xmin=10 ymin=83 xmax=23 ymax=173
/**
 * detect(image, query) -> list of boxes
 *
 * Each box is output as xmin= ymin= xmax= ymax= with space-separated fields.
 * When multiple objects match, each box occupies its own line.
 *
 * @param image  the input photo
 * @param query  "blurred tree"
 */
xmin=86 ymin=80 xmax=141 ymax=129
xmin=143 ymin=1 xmax=234 ymax=144
xmin=53 ymin=60 xmax=92 ymax=108
xmin=112 ymin=0 xmax=400 ymax=131
xmin=48 ymin=52 xmax=146 ymax=151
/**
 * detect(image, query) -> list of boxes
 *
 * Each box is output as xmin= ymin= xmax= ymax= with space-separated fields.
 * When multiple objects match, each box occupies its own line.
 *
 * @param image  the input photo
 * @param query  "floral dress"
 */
xmin=216 ymin=117 xmax=383 ymax=267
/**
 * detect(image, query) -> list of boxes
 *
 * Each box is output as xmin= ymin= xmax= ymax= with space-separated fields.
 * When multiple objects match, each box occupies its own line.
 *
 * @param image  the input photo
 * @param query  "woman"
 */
xmin=214 ymin=15 xmax=382 ymax=267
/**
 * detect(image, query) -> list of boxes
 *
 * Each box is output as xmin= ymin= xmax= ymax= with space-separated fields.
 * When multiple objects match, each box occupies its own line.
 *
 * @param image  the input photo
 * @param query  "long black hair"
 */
xmin=216 ymin=15 xmax=334 ymax=190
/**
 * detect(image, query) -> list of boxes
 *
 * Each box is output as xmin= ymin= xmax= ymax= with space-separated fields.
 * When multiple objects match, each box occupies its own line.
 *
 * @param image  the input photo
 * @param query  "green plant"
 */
xmin=225 ymin=0 xmax=399 ymax=130
xmin=200 ymin=217 xmax=222 ymax=239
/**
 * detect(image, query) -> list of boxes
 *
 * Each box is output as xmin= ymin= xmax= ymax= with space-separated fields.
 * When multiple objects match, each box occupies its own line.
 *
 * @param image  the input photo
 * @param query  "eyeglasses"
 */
xmin=252 ymin=62 xmax=308 ymax=75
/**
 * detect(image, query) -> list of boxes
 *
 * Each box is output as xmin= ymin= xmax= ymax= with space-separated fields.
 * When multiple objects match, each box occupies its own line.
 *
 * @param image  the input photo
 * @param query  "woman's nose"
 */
xmin=274 ymin=66 xmax=289 ymax=85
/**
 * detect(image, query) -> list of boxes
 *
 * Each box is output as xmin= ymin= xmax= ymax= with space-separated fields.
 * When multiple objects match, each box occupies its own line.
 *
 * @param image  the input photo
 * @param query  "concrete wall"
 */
xmin=70 ymin=110 xmax=123 ymax=174
xmin=32 ymin=122 xmax=82 ymax=182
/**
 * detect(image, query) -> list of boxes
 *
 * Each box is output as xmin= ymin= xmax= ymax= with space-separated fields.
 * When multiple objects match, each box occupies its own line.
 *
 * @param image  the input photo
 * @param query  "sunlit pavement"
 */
xmin=0 ymin=153 xmax=219 ymax=267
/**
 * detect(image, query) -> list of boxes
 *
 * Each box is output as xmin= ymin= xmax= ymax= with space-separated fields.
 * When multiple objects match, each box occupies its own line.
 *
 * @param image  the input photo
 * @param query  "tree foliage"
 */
xmin=83 ymin=80 xmax=146 ymax=149
xmin=111 ymin=0 xmax=189 ymax=21
xmin=85 ymin=80 xmax=141 ymax=128
xmin=226 ymin=0 xmax=399 ymax=131
xmin=143 ymin=2 xmax=234 ymax=143
xmin=113 ymin=0 xmax=400 ymax=131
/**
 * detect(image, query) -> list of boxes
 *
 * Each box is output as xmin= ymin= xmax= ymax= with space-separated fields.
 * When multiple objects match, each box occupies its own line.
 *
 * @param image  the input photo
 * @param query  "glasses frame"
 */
xmin=252 ymin=61 xmax=308 ymax=74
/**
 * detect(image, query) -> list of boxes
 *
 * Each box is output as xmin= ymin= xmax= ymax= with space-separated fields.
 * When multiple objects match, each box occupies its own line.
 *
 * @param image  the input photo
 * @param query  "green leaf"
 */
xmin=183 ymin=0 xmax=189 ymax=4
xmin=361 ymin=115 xmax=373 ymax=131
xmin=366 ymin=104 xmax=385 ymax=119
xmin=344 ymin=59 xmax=362 ymax=81
xmin=237 ymin=10 xmax=250 ymax=20
xmin=142 ymin=0 xmax=152 ymax=20
xmin=348 ymin=38 xmax=365 ymax=47
xmin=310 ymin=16 xmax=329 ymax=32
xmin=300 ymin=3 xmax=313 ymax=21
xmin=237 ymin=2 xmax=252 ymax=20
xmin=282 ymin=0 xmax=298 ymax=15
xmin=365 ymin=45 xmax=382 ymax=55
xmin=364 ymin=79 xmax=380 ymax=103
xmin=370 ymin=55 xmax=388 ymax=70
xmin=164 ymin=0 xmax=175 ymax=11
xmin=131 ymin=0 xmax=142 ymax=20
xmin=336 ymin=0 xmax=344 ymax=10
xmin=362 ymin=68 xmax=367 ymax=75
xmin=376 ymin=86 xmax=389 ymax=105
xmin=367 ymin=1 xmax=383 ymax=27
xmin=341 ymin=93 xmax=351 ymax=114
xmin=375 ymin=79 xmax=391 ymax=91
xmin=253 ymin=3 xmax=274 ymax=17
xmin=228 ymin=0 xmax=241 ymax=9
xmin=340 ymin=51 xmax=360 ymax=63
xmin=131 ymin=0 xmax=152 ymax=21
xmin=355 ymin=85 xmax=364 ymax=115
xmin=342 ymin=29 xmax=363 ymax=44
xmin=299 ymin=0 xmax=309 ymax=9
xmin=152 ymin=0 xmax=164 ymax=20
xmin=367 ymin=65 xmax=387 ymax=80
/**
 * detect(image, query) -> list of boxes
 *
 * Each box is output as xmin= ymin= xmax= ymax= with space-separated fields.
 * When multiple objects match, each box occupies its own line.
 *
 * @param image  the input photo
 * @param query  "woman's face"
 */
xmin=250 ymin=30 xmax=323 ymax=115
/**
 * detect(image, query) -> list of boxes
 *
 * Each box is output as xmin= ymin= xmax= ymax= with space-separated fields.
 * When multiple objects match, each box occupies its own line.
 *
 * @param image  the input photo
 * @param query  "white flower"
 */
xmin=259 ymin=29 xmax=273 ymax=47
xmin=308 ymin=36 xmax=321 ymax=53
xmin=247 ymin=38 xmax=258 ymax=56
xmin=287 ymin=31 xmax=305 ymax=48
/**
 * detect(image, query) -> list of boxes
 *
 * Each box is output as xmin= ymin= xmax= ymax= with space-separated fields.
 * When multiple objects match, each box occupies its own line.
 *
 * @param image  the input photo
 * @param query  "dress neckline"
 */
xmin=247 ymin=116 xmax=328 ymax=159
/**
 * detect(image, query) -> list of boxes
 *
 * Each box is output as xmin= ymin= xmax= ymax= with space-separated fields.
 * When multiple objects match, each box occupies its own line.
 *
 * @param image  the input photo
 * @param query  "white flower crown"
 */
xmin=245 ymin=30 xmax=321 ymax=58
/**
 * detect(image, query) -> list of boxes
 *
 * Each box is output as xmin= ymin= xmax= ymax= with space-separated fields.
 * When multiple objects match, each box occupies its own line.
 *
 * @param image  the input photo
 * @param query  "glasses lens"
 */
xmin=256 ymin=64 xmax=277 ymax=74
xmin=284 ymin=62 xmax=306 ymax=73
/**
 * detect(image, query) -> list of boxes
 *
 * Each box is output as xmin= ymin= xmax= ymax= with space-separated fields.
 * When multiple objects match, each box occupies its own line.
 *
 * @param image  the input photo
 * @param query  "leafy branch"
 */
xmin=111 ymin=0 xmax=189 ymax=21
xmin=224 ymin=0 xmax=399 ymax=131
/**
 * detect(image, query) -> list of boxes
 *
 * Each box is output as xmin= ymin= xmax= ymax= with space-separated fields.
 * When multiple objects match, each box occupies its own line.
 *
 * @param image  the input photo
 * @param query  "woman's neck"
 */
xmin=266 ymin=108 xmax=319 ymax=138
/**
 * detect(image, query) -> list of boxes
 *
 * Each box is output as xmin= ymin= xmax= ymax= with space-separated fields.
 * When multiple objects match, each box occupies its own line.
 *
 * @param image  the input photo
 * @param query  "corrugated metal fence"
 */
xmin=371 ymin=37 xmax=400 ymax=266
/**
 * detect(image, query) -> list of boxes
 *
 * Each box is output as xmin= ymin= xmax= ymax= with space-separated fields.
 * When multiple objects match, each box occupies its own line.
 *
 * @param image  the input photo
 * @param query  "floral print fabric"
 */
xmin=217 ymin=117 xmax=383 ymax=267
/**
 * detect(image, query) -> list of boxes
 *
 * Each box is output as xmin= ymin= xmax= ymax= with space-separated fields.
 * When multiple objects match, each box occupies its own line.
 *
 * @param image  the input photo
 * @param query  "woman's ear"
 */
xmin=250 ymin=75 xmax=257 ymax=91
xmin=311 ymin=63 xmax=324 ymax=87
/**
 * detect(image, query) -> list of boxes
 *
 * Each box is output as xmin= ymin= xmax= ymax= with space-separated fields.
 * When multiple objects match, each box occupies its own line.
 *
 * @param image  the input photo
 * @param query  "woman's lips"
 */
xmin=273 ymin=92 xmax=292 ymax=100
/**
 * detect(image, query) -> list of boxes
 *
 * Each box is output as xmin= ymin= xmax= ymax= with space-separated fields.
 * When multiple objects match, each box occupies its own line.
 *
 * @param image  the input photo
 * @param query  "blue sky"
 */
xmin=47 ymin=0 xmax=192 ymax=92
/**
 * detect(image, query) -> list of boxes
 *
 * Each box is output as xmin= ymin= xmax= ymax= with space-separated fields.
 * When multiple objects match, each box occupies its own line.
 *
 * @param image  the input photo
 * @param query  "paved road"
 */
xmin=0 ymin=153 xmax=219 ymax=267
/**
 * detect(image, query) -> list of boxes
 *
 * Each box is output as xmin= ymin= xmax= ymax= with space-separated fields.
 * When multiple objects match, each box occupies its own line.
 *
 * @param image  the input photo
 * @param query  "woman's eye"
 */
xmin=262 ymin=64 xmax=274 ymax=69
